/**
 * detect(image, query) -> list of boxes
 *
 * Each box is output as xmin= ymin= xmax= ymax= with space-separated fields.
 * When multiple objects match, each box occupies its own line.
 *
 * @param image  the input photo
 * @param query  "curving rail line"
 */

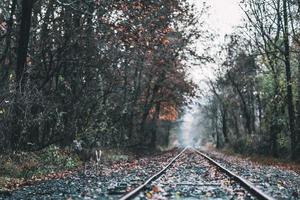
xmin=120 ymin=147 xmax=275 ymax=200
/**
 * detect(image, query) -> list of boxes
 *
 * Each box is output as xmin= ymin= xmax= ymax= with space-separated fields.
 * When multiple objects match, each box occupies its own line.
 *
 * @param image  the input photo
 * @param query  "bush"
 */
xmin=0 ymin=146 xmax=81 ymax=181
xmin=39 ymin=145 xmax=81 ymax=169
xmin=231 ymin=134 xmax=269 ymax=155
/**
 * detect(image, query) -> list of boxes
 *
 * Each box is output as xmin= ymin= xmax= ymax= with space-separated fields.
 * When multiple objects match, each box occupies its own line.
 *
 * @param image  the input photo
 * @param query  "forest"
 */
xmin=0 ymin=0 xmax=300 ymax=161
xmin=203 ymin=0 xmax=300 ymax=160
xmin=0 ymin=0 xmax=206 ymax=152
xmin=0 ymin=0 xmax=300 ymax=199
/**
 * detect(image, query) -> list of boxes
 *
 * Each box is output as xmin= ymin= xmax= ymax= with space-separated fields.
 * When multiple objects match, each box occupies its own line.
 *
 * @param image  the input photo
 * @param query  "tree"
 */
xmin=241 ymin=0 xmax=298 ymax=158
xmin=0 ymin=0 xmax=204 ymax=151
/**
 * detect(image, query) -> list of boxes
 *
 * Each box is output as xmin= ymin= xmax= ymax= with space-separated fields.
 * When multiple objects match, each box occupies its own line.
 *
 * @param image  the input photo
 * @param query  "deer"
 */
xmin=73 ymin=140 xmax=103 ymax=176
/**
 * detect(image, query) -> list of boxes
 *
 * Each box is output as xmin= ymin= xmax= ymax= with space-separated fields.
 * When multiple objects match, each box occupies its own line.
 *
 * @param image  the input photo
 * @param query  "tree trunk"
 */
xmin=270 ymin=121 xmax=279 ymax=157
xmin=11 ymin=0 xmax=34 ymax=149
xmin=128 ymin=65 xmax=144 ymax=141
xmin=0 ymin=0 xmax=16 ymax=90
xmin=257 ymin=93 xmax=262 ymax=134
xmin=222 ymin=105 xmax=229 ymax=143
xmin=150 ymin=102 xmax=161 ymax=147
xmin=140 ymin=74 xmax=164 ymax=141
xmin=15 ymin=0 xmax=34 ymax=92
xmin=228 ymin=73 xmax=252 ymax=135
xmin=233 ymin=111 xmax=240 ymax=136
xmin=216 ymin=121 xmax=220 ymax=149
xmin=270 ymin=71 xmax=281 ymax=158
xmin=283 ymin=0 xmax=297 ymax=159
xmin=296 ymin=54 xmax=300 ymax=157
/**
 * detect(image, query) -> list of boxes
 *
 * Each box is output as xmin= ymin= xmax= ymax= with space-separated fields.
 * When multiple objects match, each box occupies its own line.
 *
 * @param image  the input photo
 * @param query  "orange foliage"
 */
xmin=161 ymin=37 xmax=170 ymax=46
xmin=160 ymin=103 xmax=178 ymax=121
xmin=148 ymin=103 xmax=178 ymax=121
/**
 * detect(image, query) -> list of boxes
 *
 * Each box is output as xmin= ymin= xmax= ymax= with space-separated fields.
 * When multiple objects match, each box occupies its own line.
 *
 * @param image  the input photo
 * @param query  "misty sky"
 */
xmin=204 ymin=0 xmax=243 ymax=35
xmin=180 ymin=0 xmax=244 ymax=146
xmin=189 ymin=0 xmax=244 ymax=84
xmin=191 ymin=0 xmax=243 ymax=38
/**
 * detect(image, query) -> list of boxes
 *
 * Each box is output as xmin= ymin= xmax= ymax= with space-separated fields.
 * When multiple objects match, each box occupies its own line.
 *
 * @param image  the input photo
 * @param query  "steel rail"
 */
xmin=192 ymin=148 xmax=275 ymax=200
xmin=120 ymin=147 xmax=275 ymax=200
xmin=119 ymin=147 xmax=188 ymax=200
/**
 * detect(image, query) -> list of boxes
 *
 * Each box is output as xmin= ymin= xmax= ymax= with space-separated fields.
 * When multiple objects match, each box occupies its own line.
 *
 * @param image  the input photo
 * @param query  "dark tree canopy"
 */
xmin=203 ymin=0 xmax=300 ymax=159
xmin=0 ymin=0 xmax=205 ymax=151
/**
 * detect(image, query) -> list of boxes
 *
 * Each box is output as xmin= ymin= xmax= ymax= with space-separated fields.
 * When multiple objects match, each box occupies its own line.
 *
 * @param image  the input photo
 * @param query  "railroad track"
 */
xmin=120 ymin=147 xmax=275 ymax=200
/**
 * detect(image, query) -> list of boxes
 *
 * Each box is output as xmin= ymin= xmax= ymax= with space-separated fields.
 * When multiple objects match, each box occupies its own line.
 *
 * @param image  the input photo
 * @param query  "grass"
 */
xmin=0 ymin=144 xmax=162 ymax=193
xmin=0 ymin=145 xmax=138 ymax=192
xmin=0 ymin=145 xmax=82 ymax=191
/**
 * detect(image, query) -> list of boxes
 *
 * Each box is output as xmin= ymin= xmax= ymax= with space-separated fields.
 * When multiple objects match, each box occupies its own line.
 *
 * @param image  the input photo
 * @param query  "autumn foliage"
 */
xmin=0 ymin=0 xmax=202 ymax=151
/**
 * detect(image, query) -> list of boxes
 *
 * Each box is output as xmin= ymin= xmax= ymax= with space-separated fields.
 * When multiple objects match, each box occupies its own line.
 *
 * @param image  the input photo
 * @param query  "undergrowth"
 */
xmin=0 ymin=145 xmax=82 ymax=190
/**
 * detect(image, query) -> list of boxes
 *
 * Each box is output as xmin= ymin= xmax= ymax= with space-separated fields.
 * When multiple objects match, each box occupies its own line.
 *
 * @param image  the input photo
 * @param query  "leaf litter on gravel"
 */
xmin=0 ymin=149 xmax=182 ymax=200
xmin=136 ymin=150 xmax=255 ymax=200
xmin=202 ymin=149 xmax=300 ymax=200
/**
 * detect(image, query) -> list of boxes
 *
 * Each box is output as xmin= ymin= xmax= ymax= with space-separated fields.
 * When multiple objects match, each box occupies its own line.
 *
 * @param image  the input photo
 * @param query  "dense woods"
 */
xmin=1 ymin=0 xmax=299 ymax=162
xmin=0 ymin=0 xmax=205 ymax=152
xmin=204 ymin=0 xmax=300 ymax=159
xmin=1 ymin=1 xmax=300 ymax=199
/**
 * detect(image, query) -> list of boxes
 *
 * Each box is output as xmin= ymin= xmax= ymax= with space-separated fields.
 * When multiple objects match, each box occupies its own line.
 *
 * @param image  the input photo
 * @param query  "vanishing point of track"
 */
xmin=120 ymin=147 xmax=275 ymax=200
